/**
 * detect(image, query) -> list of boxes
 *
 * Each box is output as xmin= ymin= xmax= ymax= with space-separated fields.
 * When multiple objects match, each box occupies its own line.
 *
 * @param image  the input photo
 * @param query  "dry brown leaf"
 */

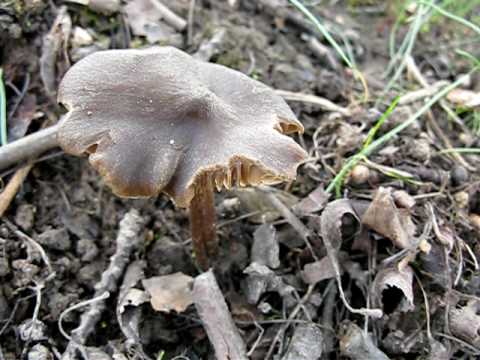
xmin=142 ymin=272 xmax=194 ymax=313
xmin=320 ymin=199 xmax=359 ymax=250
xmin=449 ymin=300 xmax=480 ymax=348
xmin=372 ymin=264 xmax=414 ymax=313
xmin=362 ymin=187 xmax=415 ymax=249
xmin=302 ymin=256 xmax=339 ymax=285
xmin=292 ymin=186 xmax=329 ymax=216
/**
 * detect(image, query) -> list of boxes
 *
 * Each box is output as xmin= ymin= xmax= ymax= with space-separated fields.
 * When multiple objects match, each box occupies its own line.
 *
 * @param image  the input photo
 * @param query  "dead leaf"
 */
xmin=447 ymin=88 xmax=480 ymax=109
xmin=302 ymin=256 xmax=339 ymax=285
xmin=40 ymin=6 xmax=71 ymax=99
xmin=372 ymin=264 xmax=414 ymax=313
xmin=292 ymin=186 xmax=328 ymax=216
xmin=251 ymin=224 xmax=280 ymax=269
xmin=142 ymin=272 xmax=194 ymax=313
xmin=234 ymin=187 xmax=298 ymax=223
xmin=362 ymin=187 xmax=415 ymax=249
xmin=449 ymin=300 xmax=480 ymax=347
xmin=320 ymin=199 xmax=359 ymax=250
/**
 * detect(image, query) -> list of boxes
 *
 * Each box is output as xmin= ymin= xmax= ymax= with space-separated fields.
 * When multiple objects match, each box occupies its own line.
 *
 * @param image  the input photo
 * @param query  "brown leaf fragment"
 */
xmin=251 ymin=224 xmax=280 ymax=269
xmin=193 ymin=270 xmax=248 ymax=360
xmin=142 ymin=272 xmax=194 ymax=313
xmin=40 ymin=6 xmax=71 ymax=99
xmin=362 ymin=187 xmax=415 ymax=249
xmin=302 ymin=256 xmax=339 ymax=285
xmin=320 ymin=199 xmax=359 ymax=250
xmin=340 ymin=322 xmax=390 ymax=360
xmin=292 ymin=185 xmax=329 ymax=216
xmin=281 ymin=323 xmax=324 ymax=360
xmin=243 ymin=262 xmax=291 ymax=304
xmin=372 ymin=265 xmax=414 ymax=313
xmin=449 ymin=300 xmax=480 ymax=348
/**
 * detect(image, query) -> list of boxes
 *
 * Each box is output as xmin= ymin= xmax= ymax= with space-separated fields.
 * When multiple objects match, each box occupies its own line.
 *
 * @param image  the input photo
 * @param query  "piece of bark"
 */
xmin=193 ymin=270 xmax=248 ymax=360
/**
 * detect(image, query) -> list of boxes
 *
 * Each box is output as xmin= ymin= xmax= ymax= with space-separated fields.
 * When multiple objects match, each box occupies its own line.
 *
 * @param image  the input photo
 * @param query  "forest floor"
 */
xmin=1 ymin=0 xmax=480 ymax=359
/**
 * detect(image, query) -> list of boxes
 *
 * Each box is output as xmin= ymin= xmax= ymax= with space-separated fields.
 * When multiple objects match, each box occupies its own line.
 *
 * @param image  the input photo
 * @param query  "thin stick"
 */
xmin=190 ymin=174 xmax=218 ymax=270
xmin=61 ymin=209 xmax=143 ymax=359
xmin=0 ymin=162 xmax=33 ymax=217
xmin=152 ymin=0 xmax=187 ymax=31
xmin=275 ymin=89 xmax=351 ymax=116
xmin=0 ymin=123 xmax=60 ymax=171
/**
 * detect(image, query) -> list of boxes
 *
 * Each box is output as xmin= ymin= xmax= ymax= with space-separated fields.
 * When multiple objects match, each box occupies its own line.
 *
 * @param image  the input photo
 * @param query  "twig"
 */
xmin=275 ymin=89 xmax=351 ymax=116
xmin=193 ymin=270 xmax=248 ymax=360
xmin=0 ymin=123 xmax=60 ymax=172
xmin=61 ymin=209 xmax=143 ymax=359
xmin=152 ymin=0 xmax=187 ymax=31
xmin=0 ymin=162 xmax=33 ymax=217
xmin=187 ymin=0 xmax=196 ymax=46
xmin=264 ymin=284 xmax=316 ymax=359
xmin=398 ymin=81 xmax=449 ymax=105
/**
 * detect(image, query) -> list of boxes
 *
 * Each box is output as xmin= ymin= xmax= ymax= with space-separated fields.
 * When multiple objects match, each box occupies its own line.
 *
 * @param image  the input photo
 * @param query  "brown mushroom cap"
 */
xmin=58 ymin=47 xmax=307 ymax=207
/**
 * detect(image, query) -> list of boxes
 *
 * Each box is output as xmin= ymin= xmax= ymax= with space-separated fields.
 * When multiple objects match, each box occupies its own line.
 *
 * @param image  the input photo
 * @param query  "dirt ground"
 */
xmin=1 ymin=0 xmax=480 ymax=359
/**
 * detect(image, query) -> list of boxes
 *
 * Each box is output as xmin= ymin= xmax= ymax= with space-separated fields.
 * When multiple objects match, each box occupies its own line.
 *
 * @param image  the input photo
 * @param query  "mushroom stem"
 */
xmin=189 ymin=173 xmax=218 ymax=270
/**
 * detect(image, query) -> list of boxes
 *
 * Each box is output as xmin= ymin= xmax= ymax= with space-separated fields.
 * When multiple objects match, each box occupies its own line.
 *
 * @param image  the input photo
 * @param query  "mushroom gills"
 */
xmin=211 ymin=159 xmax=280 ymax=192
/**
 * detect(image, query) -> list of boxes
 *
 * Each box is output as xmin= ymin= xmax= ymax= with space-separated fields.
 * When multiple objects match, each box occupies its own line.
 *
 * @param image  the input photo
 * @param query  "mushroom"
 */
xmin=7 ymin=47 xmax=308 ymax=269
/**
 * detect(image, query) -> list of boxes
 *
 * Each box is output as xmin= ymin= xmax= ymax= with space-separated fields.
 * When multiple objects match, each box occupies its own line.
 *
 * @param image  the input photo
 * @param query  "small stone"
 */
xmin=392 ymin=190 xmax=416 ymax=209
xmin=469 ymin=213 xmax=480 ymax=231
xmin=409 ymin=138 xmax=431 ymax=162
xmin=349 ymin=164 xmax=370 ymax=185
xmin=38 ymin=227 xmax=71 ymax=251
xmin=451 ymin=165 xmax=469 ymax=186
xmin=454 ymin=191 xmax=469 ymax=209
xmin=19 ymin=319 xmax=47 ymax=342
xmin=28 ymin=344 xmax=53 ymax=360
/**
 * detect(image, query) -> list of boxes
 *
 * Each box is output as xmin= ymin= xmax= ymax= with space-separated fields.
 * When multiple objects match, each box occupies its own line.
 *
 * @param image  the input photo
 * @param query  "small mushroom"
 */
xmin=54 ymin=47 xmax=308 ymax=269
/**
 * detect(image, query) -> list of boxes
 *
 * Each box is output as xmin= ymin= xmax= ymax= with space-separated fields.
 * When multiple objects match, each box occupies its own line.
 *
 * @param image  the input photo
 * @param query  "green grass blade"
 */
xmin=418 ymin=0 xmax=480 ymax=36
xmin=326 ymin=68 xmax=478 ymax=196
xmin=363 ymin=96 xmax=401 ymax=149
xmin=288 ymin=0 xmax=354 ymax=69
xmin=0 ymin=68 xmax=7 ymax=146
